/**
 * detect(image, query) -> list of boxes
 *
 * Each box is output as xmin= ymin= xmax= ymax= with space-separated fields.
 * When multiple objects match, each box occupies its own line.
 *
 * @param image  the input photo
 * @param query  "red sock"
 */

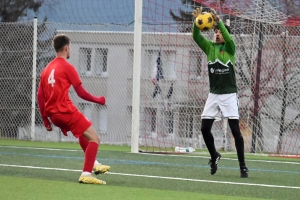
xmin=83 ymin=142 xmax=99 ymax=173
xmin=79 ymin=135 xmax=89 ymax=152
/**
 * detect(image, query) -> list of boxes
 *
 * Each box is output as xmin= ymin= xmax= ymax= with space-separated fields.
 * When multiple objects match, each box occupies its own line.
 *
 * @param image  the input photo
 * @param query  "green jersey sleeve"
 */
xmin=192 ymin=22 xmax=213 ymax=54
xmin=218 ymin=21 xmax=235 ymax=55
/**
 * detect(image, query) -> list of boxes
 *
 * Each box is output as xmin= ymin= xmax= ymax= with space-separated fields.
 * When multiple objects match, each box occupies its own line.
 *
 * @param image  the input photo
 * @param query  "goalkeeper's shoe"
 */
xmin=208 ymin=152 xmax=221 ymax=175
xmin=240 ymin=166 xmax=249 ymax=178
xmin=93 ymin=164 xmax=110 ymax=175
xmin=79 ymin=175 xmax=106 ymax=185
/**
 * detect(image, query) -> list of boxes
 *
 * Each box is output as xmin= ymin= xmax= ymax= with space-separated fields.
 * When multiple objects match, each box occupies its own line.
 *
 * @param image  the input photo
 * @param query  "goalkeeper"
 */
xmin=192 ymin=7 xmax=248 ymax=178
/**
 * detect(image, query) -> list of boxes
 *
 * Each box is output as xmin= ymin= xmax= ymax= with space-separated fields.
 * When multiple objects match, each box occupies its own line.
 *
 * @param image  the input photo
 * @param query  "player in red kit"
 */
xmin=37 ymin=34 xmax=110 ymax=184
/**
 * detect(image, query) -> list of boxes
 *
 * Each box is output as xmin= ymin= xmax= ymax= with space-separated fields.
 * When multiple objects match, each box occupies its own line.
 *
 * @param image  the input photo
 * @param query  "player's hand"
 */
xmin=151 ymin=78 xmax=156 ymax=85
xmin=42 ymin=117 xmax=52 ymax=131
xmin=210 ymin=8 xmax=220 ymax=23
xmin=45 ymin=125 xmax=52 ymax=131
xmin=192 ymin=7 xmax=202 ymax=19
xmin=97 ymin=96 xmax=106 ymax=105
xmin=61 ymin=128 xmax=68 ymax=136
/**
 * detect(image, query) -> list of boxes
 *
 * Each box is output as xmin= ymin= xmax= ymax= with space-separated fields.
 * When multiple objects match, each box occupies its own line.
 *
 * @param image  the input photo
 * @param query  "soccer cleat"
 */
xmin=240 ymin=166 xmax=249 ymax=178
xmin=208 ymin=152 xmax=221 ymax=175
xmin=93 ymin=164 xmax=110 ymax=175
xmin=79 ymin=175 xmax=106 ymax=184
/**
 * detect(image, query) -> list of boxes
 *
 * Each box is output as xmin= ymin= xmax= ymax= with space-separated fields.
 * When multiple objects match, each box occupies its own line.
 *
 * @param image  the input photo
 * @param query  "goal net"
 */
xmin=0 ymin=0 xmax=299 ymax=156
xmin=139 ymin=0 xmax=300 ymax=155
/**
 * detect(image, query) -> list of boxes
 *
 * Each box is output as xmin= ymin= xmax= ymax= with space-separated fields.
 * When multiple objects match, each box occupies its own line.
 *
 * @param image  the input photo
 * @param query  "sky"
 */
xmin=24 ymin=0 xmax=185 ymax=25
xmin=21 ymin=0 xmax=190 ymax=33
xmin=22 ymin=0 xmax=296 ymax=31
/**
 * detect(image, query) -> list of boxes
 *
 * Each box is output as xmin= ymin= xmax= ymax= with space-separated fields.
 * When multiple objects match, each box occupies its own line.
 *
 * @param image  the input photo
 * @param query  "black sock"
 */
xmin=201 ymin=119 xmax=217 ymax=159
xmin=228 ymin=119 xmax=246 ymax=167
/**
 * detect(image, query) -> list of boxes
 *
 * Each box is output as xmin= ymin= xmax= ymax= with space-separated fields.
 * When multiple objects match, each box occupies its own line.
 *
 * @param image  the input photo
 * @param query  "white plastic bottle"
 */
xmin=175 ymin=146 xmax=195 ymax=153
xmin=186 ymin=147 xmax=195 ymax=153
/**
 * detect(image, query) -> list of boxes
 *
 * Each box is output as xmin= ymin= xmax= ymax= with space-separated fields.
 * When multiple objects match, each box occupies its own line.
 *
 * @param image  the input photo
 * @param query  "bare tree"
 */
xmin=0 ymin=0 xmax=45 ymax=22
xmin=0 ymin=0 xmax=48 ymax=138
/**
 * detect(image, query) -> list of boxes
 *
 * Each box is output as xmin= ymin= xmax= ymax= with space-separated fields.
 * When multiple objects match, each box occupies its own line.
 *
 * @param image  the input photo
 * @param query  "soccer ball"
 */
xmin=195 ymin=12 xmax=214 ymax=31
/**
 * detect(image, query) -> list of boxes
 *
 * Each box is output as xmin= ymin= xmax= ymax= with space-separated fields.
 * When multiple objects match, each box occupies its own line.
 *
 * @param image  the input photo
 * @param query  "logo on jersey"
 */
xmin=215 ymin=68 xmax=229 ymax=74
xmin=210 ymin=67 xmax=229 ymax=74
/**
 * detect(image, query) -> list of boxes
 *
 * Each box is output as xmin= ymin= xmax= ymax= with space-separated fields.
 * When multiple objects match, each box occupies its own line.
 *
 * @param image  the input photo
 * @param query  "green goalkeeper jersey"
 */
xmin=192 ymin=21 xmax=237 ymax=94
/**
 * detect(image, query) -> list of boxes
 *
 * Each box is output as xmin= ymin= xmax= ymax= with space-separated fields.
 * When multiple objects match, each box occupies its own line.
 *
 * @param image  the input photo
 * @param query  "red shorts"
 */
xmin=49 ymin=110 xmax=92 ymax=138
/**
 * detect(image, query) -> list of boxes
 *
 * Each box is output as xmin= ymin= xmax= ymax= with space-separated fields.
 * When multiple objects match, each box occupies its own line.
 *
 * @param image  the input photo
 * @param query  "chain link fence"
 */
xmin=0 ymin=0 xmax=300 ymax=155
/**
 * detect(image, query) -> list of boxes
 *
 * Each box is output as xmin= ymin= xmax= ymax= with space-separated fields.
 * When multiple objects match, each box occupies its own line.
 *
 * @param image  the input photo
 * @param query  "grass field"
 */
xmin=0 ymin=139 xmax=299 ymax=200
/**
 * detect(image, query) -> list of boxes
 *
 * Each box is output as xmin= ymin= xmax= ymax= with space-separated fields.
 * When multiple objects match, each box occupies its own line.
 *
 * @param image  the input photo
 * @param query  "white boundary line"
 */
xmin=0 ymin=163 xmax=299 ymax=189
xmin=0 ymin=145 xmax=81 ymax=152
xmin=143 ymin=153 xmax=300 ymax=165
xmin=1 ymin=145 xmax=300 ymax=165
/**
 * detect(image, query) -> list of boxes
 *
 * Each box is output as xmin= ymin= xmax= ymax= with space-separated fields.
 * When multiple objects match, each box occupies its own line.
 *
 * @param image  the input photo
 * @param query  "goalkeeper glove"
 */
xmin=192 ymin=7 xmax=202 ymax=19
xmin=210 ymin=8 xmax=220 ymax=23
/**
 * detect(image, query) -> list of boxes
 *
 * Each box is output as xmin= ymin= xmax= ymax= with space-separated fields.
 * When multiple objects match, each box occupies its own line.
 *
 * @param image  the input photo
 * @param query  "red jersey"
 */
xmin=39 ymin=57 xmax=82 ymax=116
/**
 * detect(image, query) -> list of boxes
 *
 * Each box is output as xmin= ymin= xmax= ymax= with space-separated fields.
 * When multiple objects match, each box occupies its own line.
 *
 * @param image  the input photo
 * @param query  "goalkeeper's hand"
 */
xmin=210 ymin=8 xmax=220 ymax=23
xmin=42 ymin=117 xmax=52 ymax=131
xmin=192 ymin=7 xmax=202 ymax=19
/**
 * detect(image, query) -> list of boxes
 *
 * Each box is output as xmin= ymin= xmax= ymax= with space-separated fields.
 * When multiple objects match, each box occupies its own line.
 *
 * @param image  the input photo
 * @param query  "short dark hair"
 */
xmin=214 ymin=24 xmax=231 ymax=34
xmin=52 ymin=34 xmax=70 ymax=52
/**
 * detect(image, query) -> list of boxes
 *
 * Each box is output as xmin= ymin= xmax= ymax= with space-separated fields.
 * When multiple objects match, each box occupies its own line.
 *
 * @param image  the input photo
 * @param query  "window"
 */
xmin=145 ymin=107 xmax=157 ymax=133
xmin=178 ymin=107 xmax=194 ymax=138
xmin=78 ymin=104 xmax=107 ymax=134
xmin=95 ymin=48 xmax=108 ymax=76
xmin=189 ymin=51 xmax=202 ymax=80
xmin=128 ymin=49 xmax=134 ymax=77
xmin=164 ymin=50 xmax=176 ymax=79
xmin=78 ymin=47 xmax=109 ymax=77
xmin=78 ymin=103 xmax=92 ymax=120
xmin=79 ymin=48 xmax=92 ymax=75
xmin=145 ymin=49 xmax=176 ymax=80
xmin=127 ymin=106 xmax=132 ymax=115
xmin=150 ymin=109 xmax=157 ymax=132
xmin=185 ymin=114 xmax=193 ymax=138
xmin=96 ymin=105 xmax=107 ymax=134
xmin=164 ymin=110 xmax=174 ymax=134
xmin=146 ymin=49 xmax=160 ymax=78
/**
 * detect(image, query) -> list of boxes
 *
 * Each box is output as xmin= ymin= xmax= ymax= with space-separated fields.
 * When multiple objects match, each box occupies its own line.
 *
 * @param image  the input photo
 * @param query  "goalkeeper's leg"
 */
xmin=79 ymin=135 xmax=110 ymax=175
xmin=201 ymin=119 xmax=221 ymax=175
xmin=228 ymin=119 xmax=249 ymax=178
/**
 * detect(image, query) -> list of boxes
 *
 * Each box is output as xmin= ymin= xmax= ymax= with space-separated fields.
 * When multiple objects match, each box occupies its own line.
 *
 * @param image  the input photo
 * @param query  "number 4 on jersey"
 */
xmin=48 ymin=69 xmax=55 ymax=87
